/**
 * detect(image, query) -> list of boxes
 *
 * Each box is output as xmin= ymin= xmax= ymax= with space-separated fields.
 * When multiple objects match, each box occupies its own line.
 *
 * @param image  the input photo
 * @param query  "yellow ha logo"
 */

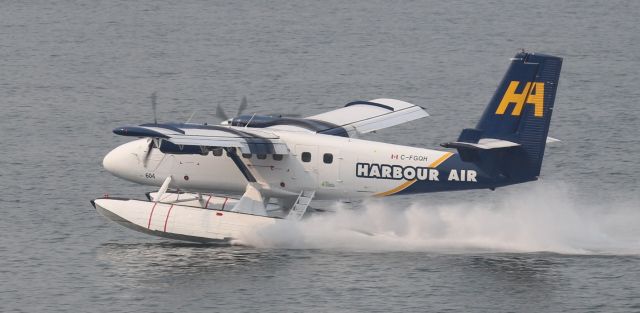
xmin=495 ymin=81 xmax=545 ymax=117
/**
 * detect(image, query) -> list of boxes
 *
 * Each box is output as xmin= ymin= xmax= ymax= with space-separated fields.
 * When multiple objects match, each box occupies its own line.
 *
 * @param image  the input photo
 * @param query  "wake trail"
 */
xmin=240 ymin=182 xmax=640 ymax=254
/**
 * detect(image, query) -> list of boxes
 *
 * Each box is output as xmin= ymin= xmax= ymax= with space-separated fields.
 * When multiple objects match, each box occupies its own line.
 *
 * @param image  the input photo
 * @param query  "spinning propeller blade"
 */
xmin=216 ymin=104 xmax=230 ymax=121
xmin=151 ymin=92 xmax=158 ymax=125
xmin=237 ymin=96 xmax=248 ymax=116
xmin=142 ymin=138 xmax=154 ymax=166
xmin=214 ymin=96 xmax=300 ymax=124
xmin=142 ymin=93 xmax=162 ymax=166
xmin=216 ymin=96 xmax=247 ymax=122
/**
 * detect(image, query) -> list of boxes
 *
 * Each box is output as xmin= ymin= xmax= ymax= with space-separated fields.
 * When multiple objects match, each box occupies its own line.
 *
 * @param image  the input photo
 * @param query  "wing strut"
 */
xmin=231 ymin=183 xmax=268 ymax=216
xmin=224 ymin=147 xmax=257 ymax=182
xmin=155 ymin=176 xmax=173 ymax=202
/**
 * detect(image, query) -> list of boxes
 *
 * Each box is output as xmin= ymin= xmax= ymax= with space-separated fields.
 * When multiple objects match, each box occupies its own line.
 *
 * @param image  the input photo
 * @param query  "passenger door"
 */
xmin=293 ymin=144 xmax=318 ymax=190
xmin=317 ymin=147 xmax=341 ymax=189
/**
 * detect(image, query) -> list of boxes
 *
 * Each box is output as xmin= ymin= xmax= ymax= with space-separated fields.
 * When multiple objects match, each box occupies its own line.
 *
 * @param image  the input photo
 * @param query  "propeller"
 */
xmin=215 ymin=103 xmax=229 ymax=121
xmin=143 ymin=92 xmax=161 ymax=166
xmin=151 ymin=92 xmax=158 ymax=125
xmin=238 ymin=96 xmax=248 ymax=116
xmin=215 ymin=96 xmax=301 ymax=123
xmin=216 ymin=96 xmax=248 ymax=122
xmin=142 ymin=138 xmax=156 ymax=166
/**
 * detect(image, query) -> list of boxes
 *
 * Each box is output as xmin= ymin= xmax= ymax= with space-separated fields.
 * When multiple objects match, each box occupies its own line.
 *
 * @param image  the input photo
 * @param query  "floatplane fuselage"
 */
xmin=93 ymin=52 xmax=563 ymax=244
xmin=103 ymin=132 xmax=488 ymax=201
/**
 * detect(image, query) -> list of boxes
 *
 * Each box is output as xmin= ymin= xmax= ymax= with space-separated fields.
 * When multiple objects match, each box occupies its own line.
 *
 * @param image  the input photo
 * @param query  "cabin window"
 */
xmin=257 ymin=154 xmax=267 ymax=160
xmin=301 ymin=152 xmax=311 ymax=162
xmin=273 ymin=154 xmax=283 ymax=161
xmin=212 ymin=148 xmax=223 ymax=156
xmin=242 ymin=153 xmax=252 ymax=159
xmin=323 ymin=153 xmax=333 ymax=164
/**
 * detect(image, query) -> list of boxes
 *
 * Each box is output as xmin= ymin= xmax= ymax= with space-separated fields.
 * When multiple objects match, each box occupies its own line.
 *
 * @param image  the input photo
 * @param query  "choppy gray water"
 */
xmin=1 ymin=0 xmax=640 ymax=312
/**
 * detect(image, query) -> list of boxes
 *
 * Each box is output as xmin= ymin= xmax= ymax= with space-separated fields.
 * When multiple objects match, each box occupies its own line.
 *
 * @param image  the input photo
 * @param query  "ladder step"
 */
xmin=298 ymin=198 xmax=311 ymax=205
xmin=286 ymin=190 xmax=315 ymax=221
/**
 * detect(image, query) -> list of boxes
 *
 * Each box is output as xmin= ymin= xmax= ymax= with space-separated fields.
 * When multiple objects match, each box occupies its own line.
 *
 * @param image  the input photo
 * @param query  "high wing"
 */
xmin=113 ymin=123 xmax=289 ymax=155
xmin=305 ymin=98 xmax=428 ymax=136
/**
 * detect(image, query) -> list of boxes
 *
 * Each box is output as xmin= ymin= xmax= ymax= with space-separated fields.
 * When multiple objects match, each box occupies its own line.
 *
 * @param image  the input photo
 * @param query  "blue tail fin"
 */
xmin=445 ymin=52 xmax=563 ymax=181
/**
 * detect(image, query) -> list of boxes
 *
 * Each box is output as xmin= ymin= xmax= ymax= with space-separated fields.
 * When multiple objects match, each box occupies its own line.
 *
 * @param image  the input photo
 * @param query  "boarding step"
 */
xmin=286 ymin=190 xmax=315 ymax=221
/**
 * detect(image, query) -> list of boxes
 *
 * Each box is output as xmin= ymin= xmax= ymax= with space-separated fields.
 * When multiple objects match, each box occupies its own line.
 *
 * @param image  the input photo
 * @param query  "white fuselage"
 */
xmin=103 ymin=127 xmax=457 ymax=200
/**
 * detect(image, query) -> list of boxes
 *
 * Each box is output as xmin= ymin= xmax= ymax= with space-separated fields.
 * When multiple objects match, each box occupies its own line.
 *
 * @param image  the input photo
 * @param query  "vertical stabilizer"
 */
xmin=446 ymin=52 xmax=563 ymax=181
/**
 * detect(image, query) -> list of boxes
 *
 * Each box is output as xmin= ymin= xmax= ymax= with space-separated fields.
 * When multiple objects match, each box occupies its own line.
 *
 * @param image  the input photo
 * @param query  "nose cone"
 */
xmin=103 ymin=140 xmax=144 ymax=180
xmin=102 ymin=148 xmax=123 ymax=175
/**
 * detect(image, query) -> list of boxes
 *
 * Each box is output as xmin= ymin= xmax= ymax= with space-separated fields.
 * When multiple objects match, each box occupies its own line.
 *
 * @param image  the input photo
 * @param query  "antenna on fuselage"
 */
xmin=185 ymin=111 xmax=196 ymax=123
xmin=245 ymin=113 xmax=257 ymax=128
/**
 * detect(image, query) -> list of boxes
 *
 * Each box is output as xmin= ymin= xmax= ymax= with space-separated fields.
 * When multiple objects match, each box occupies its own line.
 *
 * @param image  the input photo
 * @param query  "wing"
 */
xmin=113 ymin=123 xmax=289 ymax=155
xmin=305 ymin=98 xmax=428 ymax=136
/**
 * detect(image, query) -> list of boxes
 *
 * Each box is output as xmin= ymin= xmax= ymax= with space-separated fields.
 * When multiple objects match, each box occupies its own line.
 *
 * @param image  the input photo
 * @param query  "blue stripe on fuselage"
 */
xmin=395 ymin=153 xmax=534 ymax=194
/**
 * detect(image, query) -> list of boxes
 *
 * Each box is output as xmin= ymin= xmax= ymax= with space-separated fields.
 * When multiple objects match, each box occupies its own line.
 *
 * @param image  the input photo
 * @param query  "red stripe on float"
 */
xmin=221 ymin=197 xmax=229 ymax=210
xmin=205 ymin=195 xmax=212 ymax=208
xmin=163 ymin=204 xmax=174 ymax=232
xmin=147 ymin=202 xmax=158 ymax=229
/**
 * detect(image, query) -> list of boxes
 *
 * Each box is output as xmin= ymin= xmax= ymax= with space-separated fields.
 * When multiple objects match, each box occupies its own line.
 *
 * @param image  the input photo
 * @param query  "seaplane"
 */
xmin=92 ymin=51 xmax=563 ymax=244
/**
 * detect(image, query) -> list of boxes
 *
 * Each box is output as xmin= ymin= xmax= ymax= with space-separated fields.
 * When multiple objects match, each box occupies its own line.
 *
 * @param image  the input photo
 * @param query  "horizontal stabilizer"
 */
xmin=443 ymin=136 xmax=559 ymax=151
xmin=441 ymin=138 xmax=520 ymax=150
xmin=546 ymin=136 xmax=561 ymax=143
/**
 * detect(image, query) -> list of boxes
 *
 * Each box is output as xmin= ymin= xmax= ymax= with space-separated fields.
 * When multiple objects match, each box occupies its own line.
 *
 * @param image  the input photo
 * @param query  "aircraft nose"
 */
xmin=102 ymin=148 xmax=120 ymax=174
xmin=103 ymin=141 xmax=141 ymax=179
